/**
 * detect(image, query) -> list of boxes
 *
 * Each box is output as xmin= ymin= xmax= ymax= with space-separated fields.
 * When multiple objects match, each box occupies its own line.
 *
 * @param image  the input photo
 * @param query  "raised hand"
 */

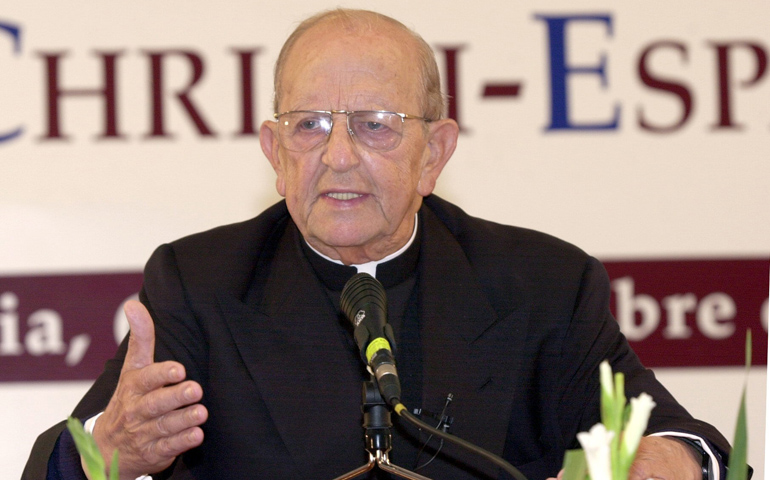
xmin=86 ymin=300 xmax=208 ymax=480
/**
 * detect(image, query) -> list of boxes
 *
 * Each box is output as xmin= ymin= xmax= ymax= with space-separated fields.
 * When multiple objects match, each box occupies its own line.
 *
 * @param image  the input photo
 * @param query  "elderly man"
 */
xmin=25 ymin=9 xmax=732 ymax=480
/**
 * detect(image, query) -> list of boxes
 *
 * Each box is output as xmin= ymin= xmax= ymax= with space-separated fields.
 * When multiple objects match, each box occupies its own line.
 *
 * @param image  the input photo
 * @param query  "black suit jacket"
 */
xmin=24 ymin=195 xmax=730 ymax=480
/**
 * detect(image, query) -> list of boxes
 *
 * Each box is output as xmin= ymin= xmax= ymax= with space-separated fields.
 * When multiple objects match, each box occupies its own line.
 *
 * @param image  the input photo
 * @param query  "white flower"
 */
xmin=577 ymin=423 xmax=615 ymax=480
xmin=622 ymin=393 xmax=657 ymax=459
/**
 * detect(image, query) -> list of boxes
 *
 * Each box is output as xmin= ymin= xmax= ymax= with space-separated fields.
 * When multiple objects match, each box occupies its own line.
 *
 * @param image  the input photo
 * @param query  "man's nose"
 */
xmin=321 ymin=117 xmax=360 ymax=172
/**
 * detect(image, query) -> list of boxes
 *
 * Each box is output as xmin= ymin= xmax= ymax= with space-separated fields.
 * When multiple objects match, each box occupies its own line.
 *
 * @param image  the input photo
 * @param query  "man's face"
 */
xmin=261 ymin=21 xmax=457 ymax=263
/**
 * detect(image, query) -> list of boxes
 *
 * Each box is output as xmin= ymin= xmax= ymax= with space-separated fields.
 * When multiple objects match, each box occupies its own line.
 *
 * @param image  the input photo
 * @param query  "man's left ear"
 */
xmin=417 ymin=118 xmax=459 ymax=197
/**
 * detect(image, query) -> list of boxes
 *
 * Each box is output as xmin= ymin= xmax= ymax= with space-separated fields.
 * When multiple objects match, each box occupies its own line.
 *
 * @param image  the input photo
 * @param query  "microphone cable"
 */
xmin=413 ymin=394 xmax=452 ymax=470
xmin=393 ymin=402 xmax=529 ymax=480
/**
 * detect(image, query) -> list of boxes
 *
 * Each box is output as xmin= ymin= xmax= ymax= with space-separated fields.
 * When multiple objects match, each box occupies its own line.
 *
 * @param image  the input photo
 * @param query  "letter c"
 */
xmin=0 ymin=22 xmax=24 ymax=143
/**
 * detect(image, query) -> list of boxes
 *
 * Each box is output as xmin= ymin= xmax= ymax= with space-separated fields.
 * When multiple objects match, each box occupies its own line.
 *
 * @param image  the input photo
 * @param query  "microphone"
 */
xmin=340 ymin=272 xmax=401 ymax=406
xmin=340 ymin=275 xmax=528 ymax=480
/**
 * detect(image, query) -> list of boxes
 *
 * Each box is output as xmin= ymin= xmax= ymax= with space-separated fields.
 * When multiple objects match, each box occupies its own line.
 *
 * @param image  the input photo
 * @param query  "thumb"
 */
xmin=122 ymin=299 xmax=155 ymax=371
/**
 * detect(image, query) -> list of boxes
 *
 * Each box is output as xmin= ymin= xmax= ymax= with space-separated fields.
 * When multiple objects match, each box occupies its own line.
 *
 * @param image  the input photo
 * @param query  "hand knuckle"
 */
xmin=155 ymin=436 xmax=173 ymax=457
xmin=117 ymin=408 xmax=137 ymax=428
xmin=139 ymin=446 xmax=157 ymax=466
xmin=138 ymin=368 xmax=154 ymax=392
xmin=155 ymin=415 xmax=171 ymax=436
xmin=142 ymin=393 xmax=160 ymax=417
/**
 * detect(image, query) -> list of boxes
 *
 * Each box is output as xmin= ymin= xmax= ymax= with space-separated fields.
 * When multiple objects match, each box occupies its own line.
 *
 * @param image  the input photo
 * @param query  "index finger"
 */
xmin=122 ymin=299 xmax=156 ymax=372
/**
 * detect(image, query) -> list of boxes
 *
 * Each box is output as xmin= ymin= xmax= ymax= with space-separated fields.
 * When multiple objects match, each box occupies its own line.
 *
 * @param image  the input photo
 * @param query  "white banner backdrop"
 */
xmin=1 ymin=1 xmax=767 ymax=478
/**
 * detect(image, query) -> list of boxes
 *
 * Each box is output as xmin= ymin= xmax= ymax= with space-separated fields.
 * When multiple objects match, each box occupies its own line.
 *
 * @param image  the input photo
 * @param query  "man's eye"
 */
xmin=298 ymin=119 xmax=321 ymax=131
xmin=357 ymin=121 xmax=394 ymax=135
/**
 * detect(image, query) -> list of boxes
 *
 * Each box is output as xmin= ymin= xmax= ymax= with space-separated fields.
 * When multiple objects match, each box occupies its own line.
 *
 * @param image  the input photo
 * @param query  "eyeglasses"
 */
xmin=273 ymin=110 xmax=432 ymax=153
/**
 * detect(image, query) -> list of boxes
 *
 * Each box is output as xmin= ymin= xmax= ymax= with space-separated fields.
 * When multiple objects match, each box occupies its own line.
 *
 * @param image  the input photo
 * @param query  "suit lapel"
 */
xmin=417 ymin=207 xmax=530 ymax=478
xmin=215 ymin=223 xmax=367 ymax=476
xmin=209 ymin=202 xmax=531 ymax=478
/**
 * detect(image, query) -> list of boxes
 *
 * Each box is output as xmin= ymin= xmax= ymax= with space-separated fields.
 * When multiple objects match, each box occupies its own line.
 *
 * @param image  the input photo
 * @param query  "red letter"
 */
xmin=232 ymin=48 xmax=261 ymax=137
xmin=38 ymin=51 xmax=123 ymax=140
xmin=144 ymin=50 xmax=216 ymax=138
xmin=435 ymin=46 xmax=467 ymax=131
xmin=710 ymin=42 xmax=768 ymax=129
xmin=637 ymin=41 xmax=693 ymax=133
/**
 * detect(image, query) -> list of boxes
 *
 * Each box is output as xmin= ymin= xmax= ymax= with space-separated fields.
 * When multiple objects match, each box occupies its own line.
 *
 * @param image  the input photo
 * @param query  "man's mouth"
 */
xmin=325 ymin=192 xmax=363 ymax=201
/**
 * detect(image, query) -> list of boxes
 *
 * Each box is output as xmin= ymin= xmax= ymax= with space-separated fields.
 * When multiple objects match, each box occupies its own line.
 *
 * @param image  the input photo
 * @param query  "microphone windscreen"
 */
xmin=340 ymin=273 xmax=387 ymax=328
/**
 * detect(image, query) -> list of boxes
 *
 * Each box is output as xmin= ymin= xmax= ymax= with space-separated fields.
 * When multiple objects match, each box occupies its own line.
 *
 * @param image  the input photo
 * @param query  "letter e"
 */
xmin=696 ymin=292 xmax=736 ymax=339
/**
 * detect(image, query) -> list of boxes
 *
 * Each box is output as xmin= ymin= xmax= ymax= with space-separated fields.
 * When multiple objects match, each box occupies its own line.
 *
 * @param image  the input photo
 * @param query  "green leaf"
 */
xmin=600 ymin=361 xmax=614 ymax=428
xmin=610 ymin=372 xmax=625 ymax=480
xmin=561 ymin=449 xmax=588 ymax=480
xmin=613 ymin=372 xmax=625 ymax=425
xmin=726 ymin=330 xmax=751 ymax=480
xmin=109 ymin=449 xmax=120 ymax=480
xmin=726 ymin=390 xmax=749 ymax=480
xmin=622 ymin=402 xmax=631 ymax=426
xmin=745 ymin=329 xmax=752 ymax=376
xmin=66 ymin=416 xmax=106 ymax=480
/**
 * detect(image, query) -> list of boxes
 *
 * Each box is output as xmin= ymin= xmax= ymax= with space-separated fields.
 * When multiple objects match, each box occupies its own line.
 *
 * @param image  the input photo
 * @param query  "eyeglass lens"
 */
xmin=277 ymin=111 xmax=405 ymax=152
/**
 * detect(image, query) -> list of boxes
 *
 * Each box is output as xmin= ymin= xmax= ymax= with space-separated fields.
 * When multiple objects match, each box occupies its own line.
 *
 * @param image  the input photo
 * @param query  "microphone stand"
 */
xmin=332 ymin=379 xmax=432 ymax=480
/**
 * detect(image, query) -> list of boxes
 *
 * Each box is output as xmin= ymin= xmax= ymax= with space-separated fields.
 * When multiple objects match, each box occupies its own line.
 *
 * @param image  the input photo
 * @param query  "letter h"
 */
xmin=38 ymin=51 xmax=124 ymax=140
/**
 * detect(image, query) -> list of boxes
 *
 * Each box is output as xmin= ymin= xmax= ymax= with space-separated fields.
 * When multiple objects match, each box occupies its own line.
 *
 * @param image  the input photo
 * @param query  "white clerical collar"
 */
xmin=305 ymin=213 xmax=419 ymax=279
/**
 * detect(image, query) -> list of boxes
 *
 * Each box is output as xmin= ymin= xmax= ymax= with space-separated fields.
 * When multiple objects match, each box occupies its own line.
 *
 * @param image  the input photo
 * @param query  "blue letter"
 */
xmin=535 ymin=14 xmax=619 ymax=131
xmin=0 ymin=22 xmax=23 ymax=143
